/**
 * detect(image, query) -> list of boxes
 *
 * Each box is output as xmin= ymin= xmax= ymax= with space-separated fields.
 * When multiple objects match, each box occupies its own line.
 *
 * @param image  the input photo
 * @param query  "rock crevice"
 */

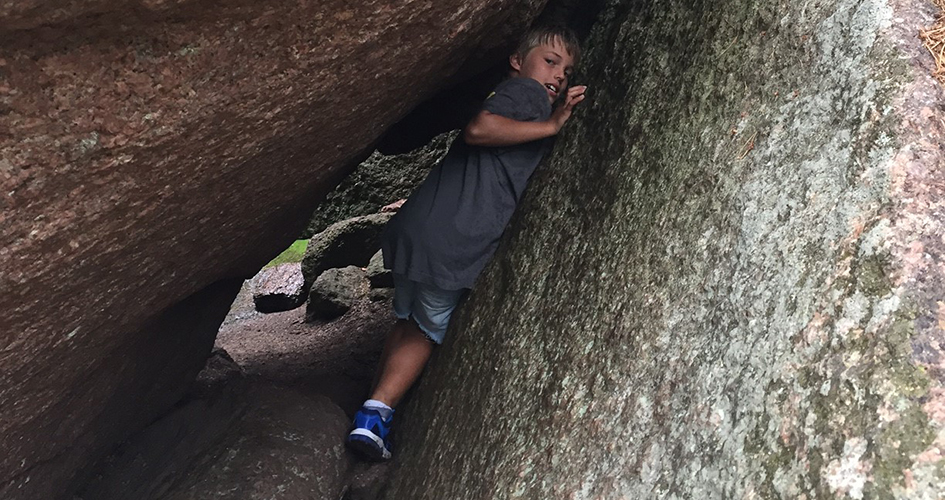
xmin=385 ymin=0 xmax=945 ymax=498
xmin=0 ymin=1 xmax=548 ymax=497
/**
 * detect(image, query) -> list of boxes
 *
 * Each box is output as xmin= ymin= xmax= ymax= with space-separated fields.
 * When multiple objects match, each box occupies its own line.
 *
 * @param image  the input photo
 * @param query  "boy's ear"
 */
xmin=509 ymin=53 xmax=522 ymax=72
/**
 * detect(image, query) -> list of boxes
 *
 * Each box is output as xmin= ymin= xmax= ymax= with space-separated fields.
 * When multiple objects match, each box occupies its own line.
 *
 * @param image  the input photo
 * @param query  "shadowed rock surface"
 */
xmin=308 ymin=266 xmax=370 ymax=321
xmin=303 ymin=131 xmax=457 ymax=239
xmin=214 ymin=286 xmax=392 ymax=416
xmin=80 ymin=279 xmax=395 ymax=500
xmin=367 ymin=250 xmax=393 ymax=289
xmin=301 ymin=213 xmax=394 ymax=288
xmin=345 ymin=462 xmax=392 ymax=500
xmin=0 ymin=0 xmax=549 ymax=497
xmin=83 ymin=380 xmax=356 ymax=500
xmin=386 ymin=0 xmax=945 ymax=498
xmin=161 ymin=384 xmax=354 ymax=500
xmin=77 ymin=349 xmax=250 ymax=500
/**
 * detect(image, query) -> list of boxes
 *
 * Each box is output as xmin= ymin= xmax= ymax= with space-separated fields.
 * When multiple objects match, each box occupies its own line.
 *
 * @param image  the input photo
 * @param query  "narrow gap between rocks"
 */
xmin=72 ymin=2 xmax=608 ymax=497
xmin=76 ymin=6 xmax=604 ymax=496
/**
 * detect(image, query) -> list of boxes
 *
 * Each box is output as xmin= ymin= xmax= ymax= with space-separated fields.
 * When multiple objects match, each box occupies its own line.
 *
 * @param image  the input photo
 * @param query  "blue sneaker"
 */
xmin=346 ymin=406 xmax=393 ymax=461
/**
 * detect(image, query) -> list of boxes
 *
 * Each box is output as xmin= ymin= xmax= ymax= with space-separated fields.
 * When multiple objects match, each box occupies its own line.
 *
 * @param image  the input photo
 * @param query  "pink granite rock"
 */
xmin=0 ymin=0 xmax=547 ymax=497
xmin=252 ymin=263 xmax=305 ymax=313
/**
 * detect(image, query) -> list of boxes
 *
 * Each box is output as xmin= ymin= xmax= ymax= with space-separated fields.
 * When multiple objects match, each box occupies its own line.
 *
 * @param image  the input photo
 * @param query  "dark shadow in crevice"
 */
xmin=376 ymin=0 xmax=607 ymax=155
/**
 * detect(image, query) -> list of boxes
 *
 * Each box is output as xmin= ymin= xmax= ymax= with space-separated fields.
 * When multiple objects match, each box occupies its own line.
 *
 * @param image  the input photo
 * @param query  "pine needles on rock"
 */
xmin=921 ymin=1 xmax=945 ymax=84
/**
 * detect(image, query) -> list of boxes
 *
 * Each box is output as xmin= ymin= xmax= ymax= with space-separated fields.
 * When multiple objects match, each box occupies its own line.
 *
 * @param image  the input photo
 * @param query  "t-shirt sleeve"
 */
xmin=481 ymin=78 xmax=549 ymax=122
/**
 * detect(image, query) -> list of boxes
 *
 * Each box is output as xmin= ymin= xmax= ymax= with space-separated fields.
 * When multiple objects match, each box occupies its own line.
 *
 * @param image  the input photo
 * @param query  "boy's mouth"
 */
xmin=544 ymin=83 xmax=559 ymax=98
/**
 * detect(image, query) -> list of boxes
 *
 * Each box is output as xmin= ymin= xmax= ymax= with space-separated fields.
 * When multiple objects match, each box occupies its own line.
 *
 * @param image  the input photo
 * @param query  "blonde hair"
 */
xmin=515 ymin=25 xmax=581 ymax=66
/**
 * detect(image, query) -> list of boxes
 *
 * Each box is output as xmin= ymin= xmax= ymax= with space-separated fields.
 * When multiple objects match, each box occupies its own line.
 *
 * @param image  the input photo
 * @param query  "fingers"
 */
xmin=565 ymin=86 xmax=587 ymax=103
xmin=563 ymin=89 xmax=587 ymax=110
xmin=567 ymin=85 xmax=587 ymax=102
xmin=552 ymin=86 xmax=588 ymax=127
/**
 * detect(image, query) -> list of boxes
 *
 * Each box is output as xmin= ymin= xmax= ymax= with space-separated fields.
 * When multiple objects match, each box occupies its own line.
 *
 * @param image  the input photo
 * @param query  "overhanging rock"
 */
xmin=387 ymin=0 xmax=945 ymax=498
xmin=0 ymin=0 xmax=547 ymax=497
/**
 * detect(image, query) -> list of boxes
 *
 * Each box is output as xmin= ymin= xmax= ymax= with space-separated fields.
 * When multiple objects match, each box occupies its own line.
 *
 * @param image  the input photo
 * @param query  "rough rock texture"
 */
xmin=251 ymin=262 xmax=306 ymax=313
xmin=367 ymin=250 xmax=393 ymax=289
xmin=386 ymin=0 xmax=945 ymax=499
xmin=301 ymin=213 xmax=393 ymax=287
xmin=344 ymin=462 xmax=392 ymax=500
xmin=0 ymin=0 xmax=549 ymax=497
xmin=83 ymin=282 xmax=396 ymax=498
xmin=1 ymin=278 xmax=243 ymax=499
xmin=303 ymin=131 xmax=457 ymax=239
xmin=308 ymin=266 xmax=370 ymax=321
xmin=85 ymin=382 xmax=355 ymax=500
xmin=220 ymin=279 xmax=261 ymax=327
xmin=77 ymin=349 xmax=249 ymax=500
xmin=162 ymin=384 xmax=353 ymax=500
xmin=369 ymin=288 xmax=396 ymax=302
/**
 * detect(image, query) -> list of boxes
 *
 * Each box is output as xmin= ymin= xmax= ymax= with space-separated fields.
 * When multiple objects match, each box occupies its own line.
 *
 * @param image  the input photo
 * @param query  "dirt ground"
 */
xmin=215 ymin=280 xmax=393 ymax=415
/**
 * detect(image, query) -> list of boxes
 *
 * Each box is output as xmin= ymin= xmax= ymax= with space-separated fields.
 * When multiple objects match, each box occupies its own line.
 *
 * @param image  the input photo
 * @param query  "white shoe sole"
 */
xmin=348 ymin=428 xmax=392 ymax=460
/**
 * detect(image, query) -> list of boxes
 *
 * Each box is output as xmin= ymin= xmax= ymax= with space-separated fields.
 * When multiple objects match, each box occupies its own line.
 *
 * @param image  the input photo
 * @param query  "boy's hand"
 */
xmin=381 ymin=199 xmax=406 ymax=212
xmin=463 ymin=85 xmax=588 ymax=147
xmin=551 ymin=85 xmax=587 ymax=132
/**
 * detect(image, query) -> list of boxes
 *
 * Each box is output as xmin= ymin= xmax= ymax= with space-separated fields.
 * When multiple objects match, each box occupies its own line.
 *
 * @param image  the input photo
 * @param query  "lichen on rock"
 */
xmin=383 ymin=0 xmax=945 ymax=498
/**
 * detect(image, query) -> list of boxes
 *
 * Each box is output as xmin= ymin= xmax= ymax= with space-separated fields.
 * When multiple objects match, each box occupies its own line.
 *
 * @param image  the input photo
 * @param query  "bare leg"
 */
xmin=370 ymin=319 xmax=410 ymax=392
xmin=370 ymin=319 xmax=435 ymax=408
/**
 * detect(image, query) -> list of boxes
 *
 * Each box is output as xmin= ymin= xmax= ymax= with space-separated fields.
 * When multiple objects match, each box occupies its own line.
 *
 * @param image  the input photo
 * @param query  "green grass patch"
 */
xmin=264 ymin=239 xmax=308 ymax=269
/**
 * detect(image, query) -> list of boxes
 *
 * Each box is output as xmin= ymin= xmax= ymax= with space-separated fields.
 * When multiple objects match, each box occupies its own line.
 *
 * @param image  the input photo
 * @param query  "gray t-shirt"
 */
xmin=382 ymin=77 xmax=552 ymax=290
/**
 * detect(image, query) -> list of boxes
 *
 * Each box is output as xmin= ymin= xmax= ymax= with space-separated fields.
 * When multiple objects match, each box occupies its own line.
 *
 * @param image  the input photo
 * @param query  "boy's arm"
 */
xmin=463 ymin=113 xmax=557 ymax=147
xmin=464 ymin=85 xmax=587 ymax=147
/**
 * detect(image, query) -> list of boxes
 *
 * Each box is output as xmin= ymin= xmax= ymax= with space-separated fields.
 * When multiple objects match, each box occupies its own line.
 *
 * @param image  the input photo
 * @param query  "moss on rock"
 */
xmin=301 ymin=131 xmax=456 ymax=239
xmin=383 ymin=0 xmax=945 ymax=498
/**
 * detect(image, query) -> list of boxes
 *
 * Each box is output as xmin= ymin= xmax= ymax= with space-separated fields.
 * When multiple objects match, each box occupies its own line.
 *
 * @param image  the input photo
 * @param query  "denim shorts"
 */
xmin=392 ymin=274 xmax=467 ymax=344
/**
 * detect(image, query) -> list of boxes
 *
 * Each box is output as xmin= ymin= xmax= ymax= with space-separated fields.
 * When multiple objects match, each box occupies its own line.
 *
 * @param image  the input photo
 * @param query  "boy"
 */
xmin=346 ymin=25 xmax=586 ymax=461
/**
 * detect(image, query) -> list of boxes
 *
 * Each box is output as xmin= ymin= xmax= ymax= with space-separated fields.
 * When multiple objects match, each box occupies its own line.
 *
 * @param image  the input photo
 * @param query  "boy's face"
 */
xmin=510 ymin=37 xmax=575 ymax=103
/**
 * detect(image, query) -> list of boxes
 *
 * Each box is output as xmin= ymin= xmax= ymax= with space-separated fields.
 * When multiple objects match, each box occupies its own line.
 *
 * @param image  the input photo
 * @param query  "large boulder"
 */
xmin=303 ymin=131 xmax=457 ymax=238
xmin=80 ymin=382 xmax=355 ymax=500
xmin=77 ymin=349 xmax=250 ymax=500
xmin=0 ymin=0 xmax=548 ymax=497
xmin=385 ymin=0 xmax=945 ymax=498
xmin=161 ymin=384 xmax=354 ymax=500
xmin=307 ymin=266 xmax=370 ymax=321
xmin=301 ymin=213 xmax=394 ymax=286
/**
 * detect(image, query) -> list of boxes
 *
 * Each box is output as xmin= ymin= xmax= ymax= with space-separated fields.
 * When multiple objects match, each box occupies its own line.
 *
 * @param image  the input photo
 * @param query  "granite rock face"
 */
xmin=303 ymin=131 xmax=457 ymax=239
xmin=0 ymin=0 xmax=547 ymax=497
xmin=82 ymin=382 xmax=355 ymax=500
xmin=77 ymin=349 xmax=249 ymax=500
xmin=386 ymin=0 xmax=945 ymax=498
xmin=161 ymin=384 xmax=354 ymax=500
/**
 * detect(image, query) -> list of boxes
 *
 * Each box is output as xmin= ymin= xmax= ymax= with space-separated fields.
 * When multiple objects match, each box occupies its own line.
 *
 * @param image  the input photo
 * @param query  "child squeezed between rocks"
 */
xmin=346 ymin=25 xmax=586 ymax=461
